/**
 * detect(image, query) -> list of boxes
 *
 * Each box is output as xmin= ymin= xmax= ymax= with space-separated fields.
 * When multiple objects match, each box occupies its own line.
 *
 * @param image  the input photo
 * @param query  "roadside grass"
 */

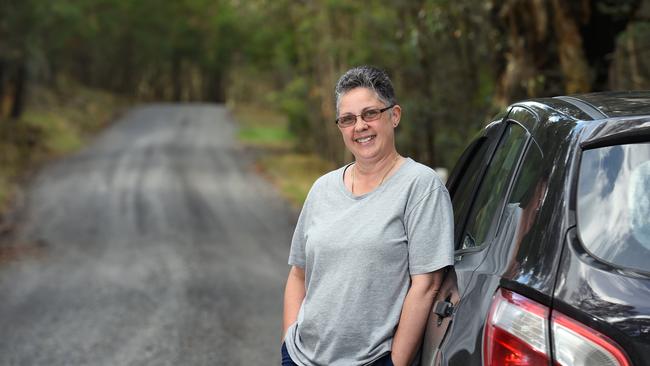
xmin=21 ymin=111 xmax=83 ymax=153
xmin=258 ymin=153 xmax=335 ymax=207
xmin=0 ymin=82 xmax=126 ymax=219
xmin=231 ymin=104 xmax=333 ymax=206
xmin=238 ymin=126 xmax=295 ymax=148
xmin=233 ymin=104 xmax=296 ymax=149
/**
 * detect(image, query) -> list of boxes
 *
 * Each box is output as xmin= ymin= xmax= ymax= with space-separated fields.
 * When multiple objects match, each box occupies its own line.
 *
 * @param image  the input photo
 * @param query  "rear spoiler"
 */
xmin=580 ymin=118 xmax=650 ymax=149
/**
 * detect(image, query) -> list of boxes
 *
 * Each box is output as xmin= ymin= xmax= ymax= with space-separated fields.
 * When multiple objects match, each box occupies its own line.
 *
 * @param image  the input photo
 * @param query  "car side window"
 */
xmin=497 ymin=139 xmax=545 ymax=250
xmin=460 ymin=123 xmax=528 ymax=250
xmin=450 ymin=137 xmax=492 ymax=248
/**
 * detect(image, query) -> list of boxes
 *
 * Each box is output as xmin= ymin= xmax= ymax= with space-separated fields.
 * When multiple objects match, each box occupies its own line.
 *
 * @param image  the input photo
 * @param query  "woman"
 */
xmin=282 ymin=66 xmax=454 ymax=366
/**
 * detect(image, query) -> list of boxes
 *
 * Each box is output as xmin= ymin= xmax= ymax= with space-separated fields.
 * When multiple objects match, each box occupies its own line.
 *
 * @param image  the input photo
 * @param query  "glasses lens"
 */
xmin=338 ymin=115 xmax=356 ymax=126
xmin=361 ymin=109 xmax=381 ymax=121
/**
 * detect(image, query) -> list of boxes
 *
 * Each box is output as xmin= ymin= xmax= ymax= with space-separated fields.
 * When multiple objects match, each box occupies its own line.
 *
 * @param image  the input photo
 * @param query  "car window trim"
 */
xmin=455 ymin=120 xmax=532 ymax=254
xmin=507 ymin=105 xmax=541 ymax=133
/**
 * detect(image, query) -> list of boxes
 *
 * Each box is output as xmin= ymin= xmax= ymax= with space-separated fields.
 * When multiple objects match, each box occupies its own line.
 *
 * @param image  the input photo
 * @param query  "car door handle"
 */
xmin=433 ymin=300 xmax=455 ymax=326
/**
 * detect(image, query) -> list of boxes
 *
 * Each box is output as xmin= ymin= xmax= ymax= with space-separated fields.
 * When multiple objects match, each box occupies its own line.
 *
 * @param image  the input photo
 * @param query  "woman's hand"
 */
xmin=282 ymin=266 xmax=306 ymax=340
xmin=390 ymin=269 xmax=444 ymax=366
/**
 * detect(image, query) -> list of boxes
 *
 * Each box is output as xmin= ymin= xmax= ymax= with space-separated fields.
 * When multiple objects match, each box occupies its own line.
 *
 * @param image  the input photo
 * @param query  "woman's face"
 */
xmin=337 ymin=87 xmax=400 ymax=162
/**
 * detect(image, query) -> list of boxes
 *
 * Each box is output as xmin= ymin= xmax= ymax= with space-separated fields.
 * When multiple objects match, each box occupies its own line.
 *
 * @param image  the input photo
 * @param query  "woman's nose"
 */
xmin=353 ymin=117 xmax=368 ymax=131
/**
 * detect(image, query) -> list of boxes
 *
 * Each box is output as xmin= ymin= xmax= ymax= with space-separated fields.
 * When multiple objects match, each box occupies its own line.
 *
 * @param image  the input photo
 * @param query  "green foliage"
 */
xmin=0 ymin=0 xmax=499 ymax=167
xmin=276 ymin=78 xmax=311 ymax=151
xmin=3 ymin=0 xmax=642 ymax=171
xmin=1 ymin=0 xmax=243 ymax=100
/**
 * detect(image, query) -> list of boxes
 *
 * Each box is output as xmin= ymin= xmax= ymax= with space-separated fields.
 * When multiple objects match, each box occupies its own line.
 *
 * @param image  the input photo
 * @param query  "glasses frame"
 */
xmin=335 ymin=105 xmax=395 ymax=127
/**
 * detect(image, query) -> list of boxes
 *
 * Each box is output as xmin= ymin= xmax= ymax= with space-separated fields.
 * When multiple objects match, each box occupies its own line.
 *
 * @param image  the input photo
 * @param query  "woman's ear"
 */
xmin=391 ymin=105 xmax=402 ymax=127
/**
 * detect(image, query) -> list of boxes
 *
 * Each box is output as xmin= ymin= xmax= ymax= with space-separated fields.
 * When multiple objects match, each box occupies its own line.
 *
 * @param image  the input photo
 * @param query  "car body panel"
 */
xmin=553 ymin=228 xmax=650 ymax=366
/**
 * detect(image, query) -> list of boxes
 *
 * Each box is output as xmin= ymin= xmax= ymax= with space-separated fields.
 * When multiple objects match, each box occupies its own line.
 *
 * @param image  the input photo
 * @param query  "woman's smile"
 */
xmin=354 ymin=134 xmax=376 ymax=144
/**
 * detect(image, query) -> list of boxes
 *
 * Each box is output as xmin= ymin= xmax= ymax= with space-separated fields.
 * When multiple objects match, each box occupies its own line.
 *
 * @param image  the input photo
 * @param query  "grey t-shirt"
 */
xmin=285 ymin=158 xmax=454 ymax=366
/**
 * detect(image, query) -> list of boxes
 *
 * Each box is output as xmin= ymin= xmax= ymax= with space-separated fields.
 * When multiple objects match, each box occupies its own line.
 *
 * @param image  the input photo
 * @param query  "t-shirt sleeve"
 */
xmin=288 ymin=204 xmax=308 ymax=268
xmin=288 ymin=187 xmax=315 ymax=268
xmin=405 ymin=186 xmax=455 ymax=275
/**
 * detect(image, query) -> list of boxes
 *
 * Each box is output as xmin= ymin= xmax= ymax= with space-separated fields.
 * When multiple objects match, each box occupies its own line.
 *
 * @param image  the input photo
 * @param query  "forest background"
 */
xmin=1 ymin=0 xmax=649 ymax=210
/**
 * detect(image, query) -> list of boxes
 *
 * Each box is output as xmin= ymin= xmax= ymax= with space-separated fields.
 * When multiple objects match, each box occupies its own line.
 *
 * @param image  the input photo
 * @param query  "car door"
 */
xmin=420 ymin=111 xmax=507 ymax=365
xmin=421 ymin=107 xmax=536 ymax=365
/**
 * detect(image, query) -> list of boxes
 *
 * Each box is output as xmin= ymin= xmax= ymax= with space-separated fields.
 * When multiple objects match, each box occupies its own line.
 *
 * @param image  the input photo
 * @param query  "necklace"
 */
xmin=351 ymin=154 xmax=400 ymax=195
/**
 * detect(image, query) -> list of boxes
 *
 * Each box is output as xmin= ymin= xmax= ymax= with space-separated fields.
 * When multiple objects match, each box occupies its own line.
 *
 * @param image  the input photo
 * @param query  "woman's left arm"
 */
xmin=390 ymin=270 xmax=445 ymax=366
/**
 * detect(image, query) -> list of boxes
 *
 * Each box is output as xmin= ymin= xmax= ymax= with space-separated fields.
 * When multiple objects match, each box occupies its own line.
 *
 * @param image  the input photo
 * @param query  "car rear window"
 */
xmin=577 ymin=142 xmax=650 ymax=273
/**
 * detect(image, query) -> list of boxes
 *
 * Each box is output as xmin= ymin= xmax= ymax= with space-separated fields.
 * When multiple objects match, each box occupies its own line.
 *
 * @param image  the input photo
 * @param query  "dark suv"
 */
xmin=421 ymin=92 xmax=650 ymax=366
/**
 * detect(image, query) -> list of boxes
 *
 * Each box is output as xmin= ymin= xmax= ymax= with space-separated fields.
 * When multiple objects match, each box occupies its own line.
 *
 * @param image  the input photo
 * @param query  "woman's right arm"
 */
xmin=282 ymin=265 xmax=306 ymax=340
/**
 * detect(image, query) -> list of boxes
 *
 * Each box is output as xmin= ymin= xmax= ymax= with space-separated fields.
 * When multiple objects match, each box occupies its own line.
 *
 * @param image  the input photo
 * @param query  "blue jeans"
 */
xmin=281 ymin=343 xmax=393 ymax=366
xmin=281 ymin=342 xmax=298 ymax=366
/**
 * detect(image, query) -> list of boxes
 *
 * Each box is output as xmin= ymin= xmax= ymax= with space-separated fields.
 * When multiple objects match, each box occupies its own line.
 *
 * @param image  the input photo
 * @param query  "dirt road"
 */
xmin=0 ymin=104 xmax=295 ymax=365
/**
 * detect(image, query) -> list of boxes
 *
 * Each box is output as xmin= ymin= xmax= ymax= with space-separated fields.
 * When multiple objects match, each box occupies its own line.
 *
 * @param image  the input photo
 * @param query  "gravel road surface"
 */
xmin=0 ymin=104 xmax=296 ymax=365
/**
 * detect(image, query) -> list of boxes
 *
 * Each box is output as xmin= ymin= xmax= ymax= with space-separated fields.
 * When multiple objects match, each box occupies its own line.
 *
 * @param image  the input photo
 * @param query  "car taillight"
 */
xmin=483 ymin=288 xmax=550 ymax=365
xmin=552 ymin=312 xmax=630 ymax=366
xmin=483 ymin=288 xmax=631 ymax=366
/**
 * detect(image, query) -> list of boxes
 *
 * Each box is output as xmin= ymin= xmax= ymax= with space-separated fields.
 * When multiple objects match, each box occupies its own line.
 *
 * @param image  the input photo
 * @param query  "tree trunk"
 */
xmin=312 ymin=2 xmax=345 ymax=164
xmin=0 ymin=58 xmax=5 ymax=117
xmin=551 ymin=0 xmax=591 ymax=93
xmin=10 ymin=61 xmax=27 ymax=119
xmin=207 ymin=70 xmax=225 ymax=103
xmin=608 ymin=0 xmax=649 ymax=89
xmin=493 ymin=0 xmax=551 ymax=105
xmin=119 ymin=35 xmax=135 ymax=95
xmin=172 ymin=53 xmax=182 ymax=102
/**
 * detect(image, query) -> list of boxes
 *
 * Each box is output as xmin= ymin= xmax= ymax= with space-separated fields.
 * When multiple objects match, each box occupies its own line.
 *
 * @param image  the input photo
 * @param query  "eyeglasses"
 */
xmin=335 ymin=105 xmax=395 ymax=127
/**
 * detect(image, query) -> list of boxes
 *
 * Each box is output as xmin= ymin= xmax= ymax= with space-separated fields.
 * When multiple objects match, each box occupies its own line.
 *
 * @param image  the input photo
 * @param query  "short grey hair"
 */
xmin=335 ymin=66 xmax=397 ymax=113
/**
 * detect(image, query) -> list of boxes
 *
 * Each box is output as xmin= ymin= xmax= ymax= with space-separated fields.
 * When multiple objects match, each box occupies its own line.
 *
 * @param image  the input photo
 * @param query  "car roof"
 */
xmin=569 ymin=91 xmax=650 ymax=119
xmin=505 ymin=91 xmax=650 ymax=146
xmin=511 ymin=91 xmax=650 ymax=122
